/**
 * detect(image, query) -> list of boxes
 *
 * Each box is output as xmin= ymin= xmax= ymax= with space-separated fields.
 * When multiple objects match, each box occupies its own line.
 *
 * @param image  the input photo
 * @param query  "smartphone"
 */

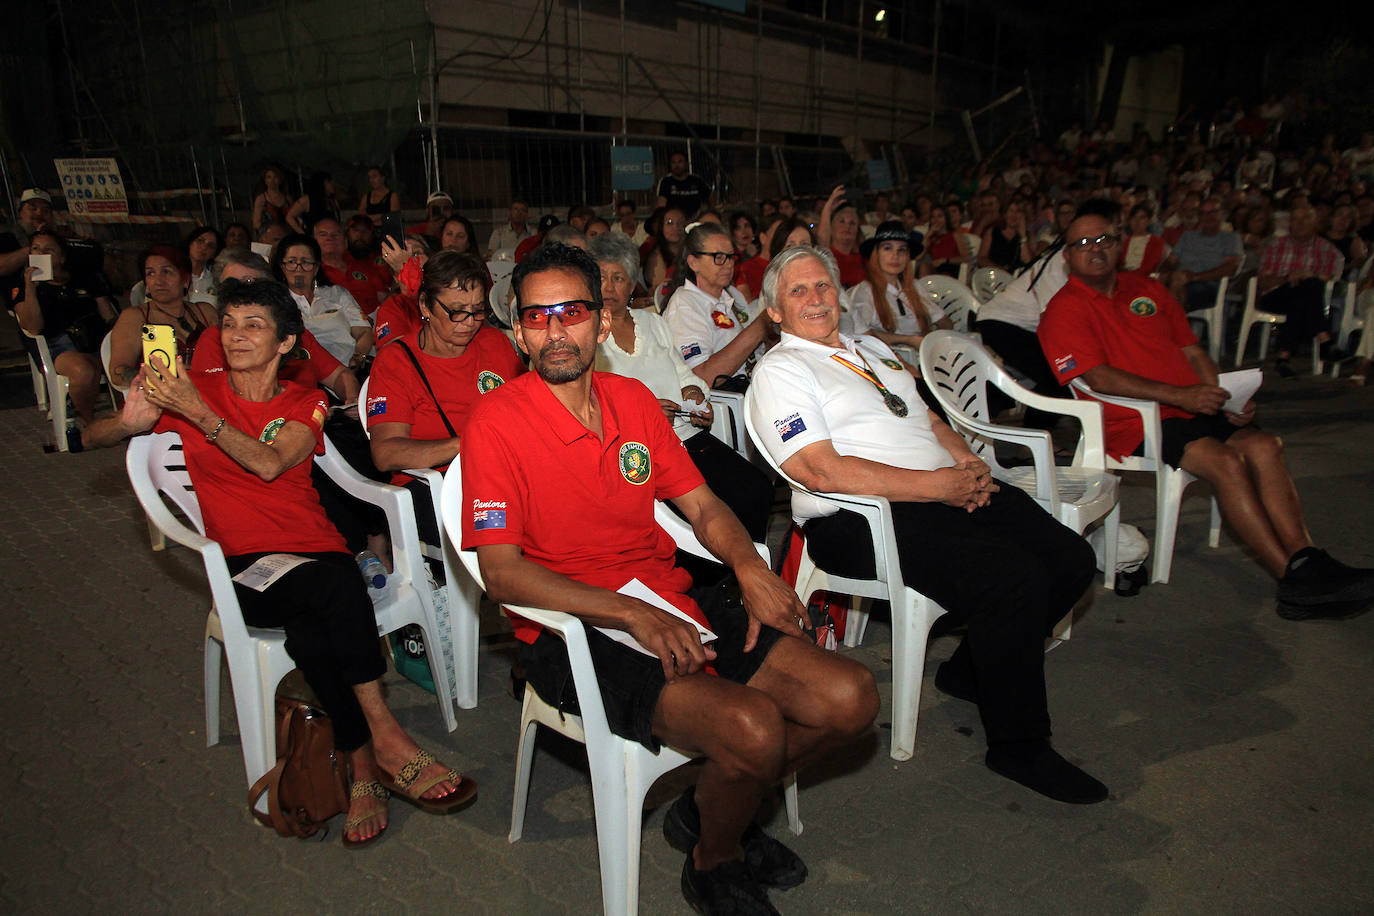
xmin=142 ymin=324 xmax=179 ymax=379
xmin=381 ymin=211 xmax=406 ymax=249
xmin=842 ymin=186 xmax=866 ymax=212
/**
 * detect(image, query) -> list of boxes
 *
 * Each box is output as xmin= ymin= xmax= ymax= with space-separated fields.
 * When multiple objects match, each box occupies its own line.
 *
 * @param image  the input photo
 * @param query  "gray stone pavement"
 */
xmin=1 ymin=364 xmax=1372 ymax=915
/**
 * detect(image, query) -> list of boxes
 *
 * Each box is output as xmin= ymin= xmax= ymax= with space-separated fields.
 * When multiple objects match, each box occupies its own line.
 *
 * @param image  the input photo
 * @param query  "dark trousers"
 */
xmin=683 ymin=430 xmax=774 ymax=542
xmin=975 ymin=319 xmax=1073 ymax=431
xmin=228 ymin=552 xmax=386 ymax=751
xmin=1260 ymin=277 xmax=1328 ymax=353
xmin=802 ymin=486 xmax=1095 ymax=745
xmin=1184 ymin=279 xmax=1220 ymax=313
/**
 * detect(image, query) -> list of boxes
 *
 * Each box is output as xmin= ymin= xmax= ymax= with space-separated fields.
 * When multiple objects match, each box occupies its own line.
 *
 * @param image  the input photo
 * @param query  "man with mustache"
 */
xmin=1039 ymin=213 xmax=1374 ymax=620
xmin=461 ymin=243 xmax=877 ymax=915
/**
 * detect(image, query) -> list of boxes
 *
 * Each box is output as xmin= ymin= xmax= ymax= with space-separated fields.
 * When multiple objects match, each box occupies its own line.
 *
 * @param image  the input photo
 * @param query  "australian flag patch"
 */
xmin=775 ymin=413 xmax=807 ymax=442
xmin=1054 ymin=354 xmax=1077 ymax=375
xmin=680 ymin=342 xmax=703 ymax=360
xmin=366 ymin=396 xmax=387 ymax=417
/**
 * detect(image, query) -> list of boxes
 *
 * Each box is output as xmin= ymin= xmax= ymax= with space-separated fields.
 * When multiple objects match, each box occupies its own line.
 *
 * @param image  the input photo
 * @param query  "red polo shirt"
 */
xmin=191 ymin=326 xmax=343 ymax=390
xmin=373 ymin=293 xmax=421 ymax=348
xmin=1038 ymin=272 xmax=1200 ymax=458
xmin=830 ymin=248 xmax=865 ymax=287
xmin=154 ymin=372 xmax=343 ymax=557
xmin=461 ymin=371 xmax=705 ymax=643
xmin=365 ymin=326 xmax=526 ymax=485
xmin=322 ymin=256 xmax=389 ymax=315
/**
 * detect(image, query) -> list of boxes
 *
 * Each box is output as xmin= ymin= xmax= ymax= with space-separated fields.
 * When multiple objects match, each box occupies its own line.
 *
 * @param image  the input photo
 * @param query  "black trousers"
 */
xmin=802 ymin=486 xmax=1095 ymax=745
xmin=975 ymin=319 xmax=1073 ymax=431
xmin=228 ymin=552 xmax=386 ymax=751
xmin=1260 ymin=277 xmax=1328 ymax=353
xmin=683 ymin=430 xmax=774 ymax=542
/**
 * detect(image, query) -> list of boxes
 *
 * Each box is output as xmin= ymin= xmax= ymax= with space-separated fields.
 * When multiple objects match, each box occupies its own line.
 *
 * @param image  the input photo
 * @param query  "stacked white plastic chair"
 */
xmin=918 ymin=274 xmax=981 ymax=333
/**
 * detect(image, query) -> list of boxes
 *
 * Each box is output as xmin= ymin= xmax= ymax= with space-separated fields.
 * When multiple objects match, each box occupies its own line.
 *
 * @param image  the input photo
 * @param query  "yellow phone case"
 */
xmin=141 ymin=323 xmax=179 ymax=378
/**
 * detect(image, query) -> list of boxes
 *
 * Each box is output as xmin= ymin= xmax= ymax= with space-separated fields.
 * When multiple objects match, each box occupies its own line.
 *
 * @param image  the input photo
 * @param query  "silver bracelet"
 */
xmin=205 ymin=417 xmax=227 ymax=443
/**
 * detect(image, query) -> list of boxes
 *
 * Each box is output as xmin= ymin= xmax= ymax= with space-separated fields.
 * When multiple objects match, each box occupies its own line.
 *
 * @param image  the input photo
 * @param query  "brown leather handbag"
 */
xmin=247 ymin=695 xmax=350 ymax=838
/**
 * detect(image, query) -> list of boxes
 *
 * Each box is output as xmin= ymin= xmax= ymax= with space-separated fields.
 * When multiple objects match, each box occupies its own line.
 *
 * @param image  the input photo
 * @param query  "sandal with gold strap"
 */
xmin=378 ymin=749 xmax=478 ymax=814
xmin=342 ymin=779 xmax=389 ymax=849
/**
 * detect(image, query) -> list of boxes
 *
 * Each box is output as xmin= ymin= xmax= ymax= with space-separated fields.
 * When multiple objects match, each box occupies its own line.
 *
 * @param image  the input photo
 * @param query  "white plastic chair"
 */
xmin=357 ymin=374 xmax=481 ymax=711
xmin=706 ymin=388 xmax=749 ymax=459
xmin=486 ymin=259 xmax=517 ymax=327
xmin=23 ymin=328 xmax=73 ymax=451
xmin=438 ymin=464 xmax=800 ymax=916
xmin=1069 ymin=379 xmax=1221 ymax=584
xmin=1234 ymin=276 xmax=1326 ymax=374
xmin=970 ymin=267 xmax=1013 ymax=303
xmin=1188 ymin=274 xmax=1234 ymax=362
xmin=918 ymin=275 xmax=981 ymax=332
xmin=489 ymin=246 xmax=516 ymax=263
xmin=1329 ymin=280 xmax=1364 ymax=378
xmin=742 ymin=397 xmax=947 ymax=762
xmin=99 ymin=331 xmax=127 ymax=401
xmin=127 ymin=431 xmax=460 ymax=808
xmin=920 ymin=331 xmax=1121 ymax=603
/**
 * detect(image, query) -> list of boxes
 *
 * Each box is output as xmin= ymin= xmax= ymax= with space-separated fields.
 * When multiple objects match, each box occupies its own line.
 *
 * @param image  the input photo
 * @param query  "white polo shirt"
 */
xmin=975 ymin=251 xmax=1067 ymax=333
xmin=662 ymin=279 xmax=760 ymax=373
xmin=847 ymin=279 xmax=947 ymax=336
xmin=749 ymin=331 xmax=955 ymax=522
xmin=595 ymin=309 xmax=701 ymax=441
xmin=291 ymin=284 xmax=371 ymax=364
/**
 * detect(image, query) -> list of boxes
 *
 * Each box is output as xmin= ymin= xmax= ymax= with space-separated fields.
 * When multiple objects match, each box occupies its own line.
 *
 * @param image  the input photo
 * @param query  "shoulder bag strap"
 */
xmin=395 ymin=340 xmax=459 ymax=439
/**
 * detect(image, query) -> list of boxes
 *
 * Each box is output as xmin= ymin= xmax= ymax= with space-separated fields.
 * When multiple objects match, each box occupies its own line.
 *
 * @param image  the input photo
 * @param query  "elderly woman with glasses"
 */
xmin=366 ymin=251 xmax=525 ymax=537
xmin=272 ymin=233 xmax=375 ymax=371
xmin=662 ymin=222 xmax=768 ymax=387
xmin=590 ymin=234 xmax=773 ymax=541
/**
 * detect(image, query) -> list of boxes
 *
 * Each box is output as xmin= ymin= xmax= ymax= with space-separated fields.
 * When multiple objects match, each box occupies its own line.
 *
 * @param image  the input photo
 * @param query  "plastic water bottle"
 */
xmin=356 ymin=550 xmax=386 ymax=588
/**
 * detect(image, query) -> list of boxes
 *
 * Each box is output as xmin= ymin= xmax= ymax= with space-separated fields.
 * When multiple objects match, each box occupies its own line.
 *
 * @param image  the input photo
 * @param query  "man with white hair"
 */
xmin=748 ymin=245 xmax=1106 ymax=805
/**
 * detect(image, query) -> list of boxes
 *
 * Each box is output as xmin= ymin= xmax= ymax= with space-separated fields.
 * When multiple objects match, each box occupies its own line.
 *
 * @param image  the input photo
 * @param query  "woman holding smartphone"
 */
xmin=84 ymin=278 xmax=477 ymax=847
xmin=108 ymin=245 xmax=217 ymax=390
xmin=13 ymin=230 xmax=118 ymax=432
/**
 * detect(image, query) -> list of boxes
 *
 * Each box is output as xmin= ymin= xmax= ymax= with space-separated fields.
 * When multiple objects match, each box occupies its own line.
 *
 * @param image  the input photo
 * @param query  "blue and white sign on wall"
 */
xmin=611 ymin=146 xmax=656 ymax=191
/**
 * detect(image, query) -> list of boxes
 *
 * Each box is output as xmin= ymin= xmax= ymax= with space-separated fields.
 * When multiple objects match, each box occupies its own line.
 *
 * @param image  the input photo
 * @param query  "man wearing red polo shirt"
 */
xmin=314 ymin=217 xmax=389 ymax=315
xmin=461 ymin=243 xmax=876 ymax=915
xmin=1039 ymin=213 xmax=1374 ymax=620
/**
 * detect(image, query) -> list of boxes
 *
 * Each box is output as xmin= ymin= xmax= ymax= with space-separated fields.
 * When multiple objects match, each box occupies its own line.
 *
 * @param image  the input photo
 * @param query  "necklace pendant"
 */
xmin=883 ymin=390 xmax=909 ymax=417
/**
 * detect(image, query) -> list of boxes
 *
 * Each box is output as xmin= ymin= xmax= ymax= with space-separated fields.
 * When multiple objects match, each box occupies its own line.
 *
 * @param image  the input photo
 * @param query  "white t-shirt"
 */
xmin=848 ymin=279 xmax=947 ymax=336
xmin=749 ymin=331 xmax=955 ymax=522
xmin=610 ymin=220 xmax=649 ymax=246
xmin=189 ymin=267 xmax=216 ymax=306
xmin=975 ymin=249 xmax=1068 ymax=332
xmin=292 ymin=284 xmax=370 ymax=364
xmin=595 ymin=309 xmax=701 ymax=440
xmin=663 ymin=279 xmax=760 ymax=374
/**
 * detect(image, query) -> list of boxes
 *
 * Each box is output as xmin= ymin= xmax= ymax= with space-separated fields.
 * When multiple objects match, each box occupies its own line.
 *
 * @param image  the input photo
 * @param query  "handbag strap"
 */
xmin=395 ymin=340 xmax=459 ymax=439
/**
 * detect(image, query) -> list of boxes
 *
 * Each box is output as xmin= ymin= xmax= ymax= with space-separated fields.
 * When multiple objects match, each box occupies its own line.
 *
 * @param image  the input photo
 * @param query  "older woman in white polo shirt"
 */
xmin=662 ymin=222 xmax=768 ymax=388
xmin=590 ymin=232 xmax=773 ymax=541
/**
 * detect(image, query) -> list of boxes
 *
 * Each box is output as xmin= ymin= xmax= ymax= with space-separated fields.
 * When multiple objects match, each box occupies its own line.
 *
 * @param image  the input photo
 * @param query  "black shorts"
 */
xmin=1138 ymin=413 xmax=1247 ymax=468
xmin=518 ymin=578 xmax=787 ymax=751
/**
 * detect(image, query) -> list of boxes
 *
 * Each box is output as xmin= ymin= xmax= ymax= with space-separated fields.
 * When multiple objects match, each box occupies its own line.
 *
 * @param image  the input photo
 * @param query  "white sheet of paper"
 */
xmin=231 ymin=553 xmax=313 ymax=592
xmin=1217 ymin=368 xmax=1262 ymax=414
xmin=250 ymin=242 xmax=273 ymax=259
xmin=28 ymin=254 xmax=53 ymax=282
xmin=678 ymin=399 xmax=711 ymax=416
xmin=596 ymin=578 xmax=717 ymax=658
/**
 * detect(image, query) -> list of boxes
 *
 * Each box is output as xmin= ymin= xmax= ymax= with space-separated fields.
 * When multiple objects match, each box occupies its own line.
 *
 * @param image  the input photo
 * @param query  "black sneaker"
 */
xmin=664 ymin=787 xmax=807 ymax=890
xmin=1277 ymin=547 xmax=1374 ymax=616
xmin=681 ymin=857 xmax=778 ymax=916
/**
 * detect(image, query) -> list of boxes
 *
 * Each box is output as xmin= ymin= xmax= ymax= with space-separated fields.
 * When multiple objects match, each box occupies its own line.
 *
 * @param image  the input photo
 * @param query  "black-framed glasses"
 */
xmin=692 ymin=250 xmax=738 ymax=265
xmin=517 ymin=299 xmax=601 ymax=329
xmin=1068 ymin=233 xmax=1121 ymax=251
xmin=431 ymin=296 xmax=490 ymax=324
xmin=281 ymin=257 xmax=317 ymax=270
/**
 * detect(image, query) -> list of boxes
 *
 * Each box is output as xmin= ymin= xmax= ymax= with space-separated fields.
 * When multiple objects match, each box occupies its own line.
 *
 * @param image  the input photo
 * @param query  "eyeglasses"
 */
xmin=516 ymin=299 xmax=601 ymax=329
xmin=281 ymin=258 xmax=317 ymax=270
xmin=692 ymin=250 xmax=738 ymax=265
xmin=1067 ymin=234 xmax=1121 ymax=251
xmin=431 ymin=297 xmax=490 ymax=324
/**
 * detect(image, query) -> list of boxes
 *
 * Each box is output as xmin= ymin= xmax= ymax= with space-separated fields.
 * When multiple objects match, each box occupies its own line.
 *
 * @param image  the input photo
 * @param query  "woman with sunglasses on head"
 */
xmin=272 ymin=233 xmax=375 ymax=372
xmin=662 ymin=222 xmax=768 ymax=387
xmin=366 ymin=251 xmax=525 ymax=539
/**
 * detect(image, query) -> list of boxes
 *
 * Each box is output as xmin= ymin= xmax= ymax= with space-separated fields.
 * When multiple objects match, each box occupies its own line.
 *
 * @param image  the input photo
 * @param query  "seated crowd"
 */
xmin=5 ymin=109 xmax=1374 ymax=914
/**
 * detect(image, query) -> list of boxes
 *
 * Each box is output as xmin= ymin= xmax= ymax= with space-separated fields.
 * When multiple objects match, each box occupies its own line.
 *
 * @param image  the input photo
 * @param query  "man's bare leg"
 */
xmin=1180 ymin=437 xmax=1291 ymax=577
xmin=1227 ymin=427 xmax=1313 ymax=557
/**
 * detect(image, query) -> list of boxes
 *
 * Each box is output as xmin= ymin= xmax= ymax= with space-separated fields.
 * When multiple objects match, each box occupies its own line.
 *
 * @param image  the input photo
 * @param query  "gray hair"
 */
xmin=587 ymin=232 xmax=642 ymax=287
xmin=543 ymin=224 xmax=588 ymax=249
xmin=211 ymin=248 xmax=271 ymax=287
xmin=760 ymin=245 xmax=840 ymax=313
